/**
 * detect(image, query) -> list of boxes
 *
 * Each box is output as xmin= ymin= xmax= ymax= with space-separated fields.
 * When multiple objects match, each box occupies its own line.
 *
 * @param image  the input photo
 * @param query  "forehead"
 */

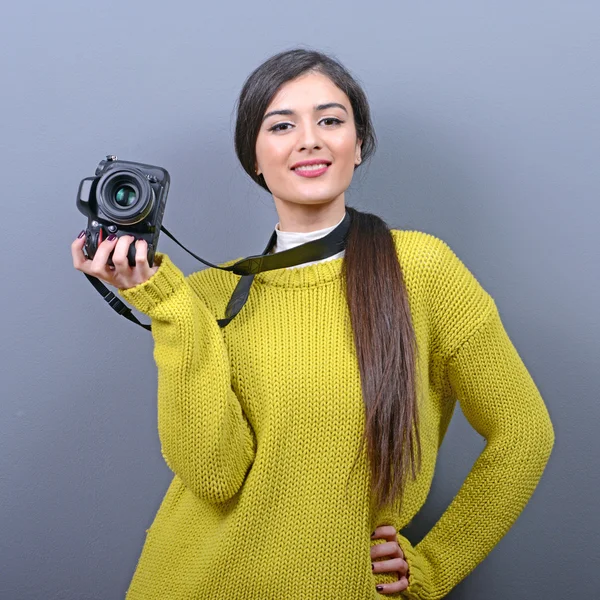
xmin=266 ymin=71 xmax=350 ymax=110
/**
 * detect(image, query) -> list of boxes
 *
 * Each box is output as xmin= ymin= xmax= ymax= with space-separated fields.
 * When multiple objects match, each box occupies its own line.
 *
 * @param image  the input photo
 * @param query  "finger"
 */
xmin=111 ymin=235 xmax=135 ymax=272
xmin=127 ymin=239 xmax=152 ymax=283
xmin=71 ymin=231 xmax=89 ymax=270
xmin=89 ymin=234 xmax=119 ymax=277
xmin=371 ymin=525 xmax=397 ymax=541
xmin=370 ymin=541 xmax=403 ymax=560
xmin=372 ymin=557 xmax=408 ymax=576
xmin=134 ymin=239 xmax=150 ymax=270
xmin=375 ymin=576 xmax=408 ymax=595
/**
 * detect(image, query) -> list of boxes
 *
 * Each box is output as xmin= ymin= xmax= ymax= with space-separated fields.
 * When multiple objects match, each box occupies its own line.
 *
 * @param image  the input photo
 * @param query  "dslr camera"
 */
xmin=76 ymin=156 xmax=170 ymax=268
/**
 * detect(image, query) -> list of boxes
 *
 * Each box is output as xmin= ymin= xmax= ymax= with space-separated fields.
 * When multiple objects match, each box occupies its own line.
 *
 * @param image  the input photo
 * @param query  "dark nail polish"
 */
xmin=107 ymin=234 xmax=117 ymax=241
xmin=78 ymin=230 xmax=85 ymax=239
xmin=376 ymin=585 xmax=383 ymax=591
xmin=371 ymin=562 xmax=374 ymax=571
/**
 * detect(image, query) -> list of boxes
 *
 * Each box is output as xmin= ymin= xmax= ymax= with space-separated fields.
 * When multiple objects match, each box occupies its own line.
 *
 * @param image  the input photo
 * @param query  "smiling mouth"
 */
xmin=292 ymin=163 xmax=331 ymax=178
xmin=292 ymin=163 xmax=331 ymax=172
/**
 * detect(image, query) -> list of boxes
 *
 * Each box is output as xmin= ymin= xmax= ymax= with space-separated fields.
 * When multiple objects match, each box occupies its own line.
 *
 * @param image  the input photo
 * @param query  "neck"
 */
xmin=274 ymin=198 xmax=346 ymax=233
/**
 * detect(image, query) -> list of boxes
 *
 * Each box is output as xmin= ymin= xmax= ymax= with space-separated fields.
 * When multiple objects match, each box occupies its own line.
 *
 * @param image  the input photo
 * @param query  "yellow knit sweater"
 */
xmin=117 ymin=229 xmax=554 ymax=599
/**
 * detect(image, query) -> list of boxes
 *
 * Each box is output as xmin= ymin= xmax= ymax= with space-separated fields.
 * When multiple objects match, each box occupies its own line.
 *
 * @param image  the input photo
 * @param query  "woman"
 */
xmin=71 ymin=48 xmax=555 ymax=599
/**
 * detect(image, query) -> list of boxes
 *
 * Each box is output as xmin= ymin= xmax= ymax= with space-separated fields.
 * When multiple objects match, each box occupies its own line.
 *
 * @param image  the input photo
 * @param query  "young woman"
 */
xmin=71 ymin=48 xmax=555 ymax=599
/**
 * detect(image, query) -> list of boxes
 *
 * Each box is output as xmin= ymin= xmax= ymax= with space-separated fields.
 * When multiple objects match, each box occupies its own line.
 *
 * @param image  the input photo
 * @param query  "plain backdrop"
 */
xmin=1 ymin=1 xmax=598 ymax=598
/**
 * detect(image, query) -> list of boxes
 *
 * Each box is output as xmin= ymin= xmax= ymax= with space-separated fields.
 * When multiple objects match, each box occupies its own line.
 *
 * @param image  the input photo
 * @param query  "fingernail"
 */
xmin=376 ymin=585 xmax=383 ymax=591
xmin=371 ymin=562 xmax=374 ymax=571
xmin=78 ymin=230 xmax=85 ymax=239
xmin=107 ymin=234 xmax=117 ymax=241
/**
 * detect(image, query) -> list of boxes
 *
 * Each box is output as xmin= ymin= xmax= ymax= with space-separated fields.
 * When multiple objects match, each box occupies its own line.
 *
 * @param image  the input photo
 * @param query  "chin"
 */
xmin=295 ymin=186 xmax=344 ymax=202
xmin=270 ymin=182 xmax=346 ymax=204
xmin=289 ymin=195 xmax=340 ymax=206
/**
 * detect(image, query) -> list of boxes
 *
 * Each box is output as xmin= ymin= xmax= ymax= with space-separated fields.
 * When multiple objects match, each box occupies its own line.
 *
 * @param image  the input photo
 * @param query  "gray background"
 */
xmin=1 ymin=1 xmax=597 ymax=598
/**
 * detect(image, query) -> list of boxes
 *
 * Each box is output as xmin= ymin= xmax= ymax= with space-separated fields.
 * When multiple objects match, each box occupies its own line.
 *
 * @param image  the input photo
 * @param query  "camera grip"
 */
xmin=127 ymin=242 xmax=137 ymax=267
xmin=126 ymin=238 xmax=155 ymax=268
xmin=102 ymin=237 xmax=154 ymax=268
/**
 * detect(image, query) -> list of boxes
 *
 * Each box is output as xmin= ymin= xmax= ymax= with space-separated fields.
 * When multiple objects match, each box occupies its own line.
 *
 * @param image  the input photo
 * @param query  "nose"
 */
xmin=296 ymin=120 xmax=323 ymax=152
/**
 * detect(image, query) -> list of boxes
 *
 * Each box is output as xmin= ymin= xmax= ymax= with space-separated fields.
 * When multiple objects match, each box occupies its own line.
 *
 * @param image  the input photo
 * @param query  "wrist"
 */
xmin=396 ymin=532 xmax=432 ymax=600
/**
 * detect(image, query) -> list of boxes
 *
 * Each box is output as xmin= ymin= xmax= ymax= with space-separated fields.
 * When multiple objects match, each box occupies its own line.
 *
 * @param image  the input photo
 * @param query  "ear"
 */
xmin=355 ymin=138 xmax=363 ymax=165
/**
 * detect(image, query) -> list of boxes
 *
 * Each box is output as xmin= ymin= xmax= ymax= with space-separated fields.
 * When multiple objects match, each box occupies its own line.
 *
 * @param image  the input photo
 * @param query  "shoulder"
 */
xmin=389 ymin=228 xmax=460 ymax=274
xmin=389 ymin=228 xmax=492 ymax=283
xmin=185 ymin=255 xmax=245 ymax=316
xmin=390 ymin=227 xmax=496 ymax=341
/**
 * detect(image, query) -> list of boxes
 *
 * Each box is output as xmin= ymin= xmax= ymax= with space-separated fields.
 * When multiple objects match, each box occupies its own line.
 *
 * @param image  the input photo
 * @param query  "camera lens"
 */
xmin=115 ymin=185 xmax=137 ymax=207
xmin=97 ymin=169 xmax=154 ymax=225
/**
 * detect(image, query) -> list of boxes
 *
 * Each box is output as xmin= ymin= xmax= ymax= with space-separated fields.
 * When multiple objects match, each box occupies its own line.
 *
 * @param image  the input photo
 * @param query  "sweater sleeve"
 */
xmin=398 ymin=238 xmax=555 ymax=600
xmin=117 ymin=251 xmax=256 ymax=503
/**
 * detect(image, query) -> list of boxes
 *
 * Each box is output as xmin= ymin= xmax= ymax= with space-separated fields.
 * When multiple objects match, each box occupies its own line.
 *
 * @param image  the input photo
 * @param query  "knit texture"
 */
xmin=117 ymin=229 xmax=554 ymax=599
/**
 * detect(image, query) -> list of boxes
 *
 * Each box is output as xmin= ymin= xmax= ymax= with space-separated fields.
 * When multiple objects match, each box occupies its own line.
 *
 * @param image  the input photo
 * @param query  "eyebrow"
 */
xmin=262 ymin=102 xmax=348 ymax=122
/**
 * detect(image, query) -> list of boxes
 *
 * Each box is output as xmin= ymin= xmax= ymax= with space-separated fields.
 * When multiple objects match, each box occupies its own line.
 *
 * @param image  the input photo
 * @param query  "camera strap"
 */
xmin=84 ymin=207 xmax=352 ymax=331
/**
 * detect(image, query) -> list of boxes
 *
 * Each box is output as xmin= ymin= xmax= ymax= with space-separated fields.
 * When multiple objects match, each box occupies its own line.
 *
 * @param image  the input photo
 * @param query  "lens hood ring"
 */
xmin=97 ymin=168 xmax=155 ymax=225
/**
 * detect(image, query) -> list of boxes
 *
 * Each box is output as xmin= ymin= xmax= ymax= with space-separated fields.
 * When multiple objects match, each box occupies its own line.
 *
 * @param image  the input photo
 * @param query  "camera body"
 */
xmin=76 ymin=156 xmax=170 ymax=268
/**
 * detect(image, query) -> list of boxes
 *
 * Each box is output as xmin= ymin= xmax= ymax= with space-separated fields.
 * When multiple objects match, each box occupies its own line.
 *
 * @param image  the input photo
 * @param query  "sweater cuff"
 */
xmin=396 ymin=532 xmax=432 ymax=600
xmin=117 ymin=252 xmax=186 ymax=316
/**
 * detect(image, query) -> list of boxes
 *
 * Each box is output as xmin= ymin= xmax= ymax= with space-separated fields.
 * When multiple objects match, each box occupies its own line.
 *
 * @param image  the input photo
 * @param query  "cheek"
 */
xmin=334 ymin=140 xmax=360 ymax=185
xmin=256 ymin=136 xmax=289 ymax=169
xmin=334 ymin=133 xmax=358 ymax=161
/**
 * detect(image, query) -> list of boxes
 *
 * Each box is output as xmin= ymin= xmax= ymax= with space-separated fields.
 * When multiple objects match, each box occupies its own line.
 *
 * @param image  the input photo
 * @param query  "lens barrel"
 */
xmin=97 ymin=169 xmax=154 ymax=225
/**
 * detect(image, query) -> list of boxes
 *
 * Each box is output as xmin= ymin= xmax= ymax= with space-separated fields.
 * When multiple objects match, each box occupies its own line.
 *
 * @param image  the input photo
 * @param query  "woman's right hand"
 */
xmin=71 ymin=231 xmax=159 ymax=291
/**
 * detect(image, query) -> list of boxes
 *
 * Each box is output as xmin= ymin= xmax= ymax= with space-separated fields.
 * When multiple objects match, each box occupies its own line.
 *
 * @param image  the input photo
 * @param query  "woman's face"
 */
xmin=255 ymin=71 xmax=362 ymax=210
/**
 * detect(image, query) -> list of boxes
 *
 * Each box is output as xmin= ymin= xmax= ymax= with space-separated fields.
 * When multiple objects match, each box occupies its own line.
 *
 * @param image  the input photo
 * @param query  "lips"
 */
xmin=293 ymin=164 xmax=330 ymax=178
xmin=293 ymin=163 xmax=330 ymax=171
xmin=290 ymin=158 xmax=332 ymax=170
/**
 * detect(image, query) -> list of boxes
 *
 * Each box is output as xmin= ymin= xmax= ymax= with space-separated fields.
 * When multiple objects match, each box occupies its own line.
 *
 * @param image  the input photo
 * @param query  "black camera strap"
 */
xmin=84 ymin=207 xmax=352 ymax=331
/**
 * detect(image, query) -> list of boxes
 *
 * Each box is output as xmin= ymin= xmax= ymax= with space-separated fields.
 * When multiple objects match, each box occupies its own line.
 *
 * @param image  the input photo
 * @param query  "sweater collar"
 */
xmin=254 ymin=213 xmax=346 ymax=287
xmin=254 ymin=255 xmax=345 ymax=288
xmin=216 ymin=249 xmax=345 ymax=288
xmin=216 ymin=213 xmax=347 ymax=288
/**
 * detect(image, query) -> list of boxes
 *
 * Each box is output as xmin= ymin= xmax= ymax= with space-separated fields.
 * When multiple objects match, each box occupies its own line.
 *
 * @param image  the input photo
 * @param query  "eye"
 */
xmin=268 ymin=122 xmax=293 ymax=132
xmin=267 ymin=117 xmax=344 ymax=133
xmin=320 ymin=117 xmax=344 ymax=126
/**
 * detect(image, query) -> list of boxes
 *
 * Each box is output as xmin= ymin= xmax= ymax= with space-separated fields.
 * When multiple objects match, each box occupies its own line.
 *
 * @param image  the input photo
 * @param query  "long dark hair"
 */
xmin=234 ymin=48 xmax=422 ymax=512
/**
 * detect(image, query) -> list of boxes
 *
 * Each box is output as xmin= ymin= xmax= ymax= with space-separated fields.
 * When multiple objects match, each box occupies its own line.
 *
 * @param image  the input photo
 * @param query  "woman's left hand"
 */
xmin=371 ymin=524 xmax=410 ymax=595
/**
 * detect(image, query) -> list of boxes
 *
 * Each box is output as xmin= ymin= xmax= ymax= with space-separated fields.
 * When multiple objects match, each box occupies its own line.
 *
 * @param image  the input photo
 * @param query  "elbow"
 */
xmin=541 ymin=412 xmax=555 ymax=464
xmin=531 ymin=399 xmax=556 ymax=465
xmin=161 ymin=448 xmax=252 ymax=504
xmin=510 ymin=409 xmax=555 ymax=474
xmin=193 ymin=478 xmax=246 ymax=504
